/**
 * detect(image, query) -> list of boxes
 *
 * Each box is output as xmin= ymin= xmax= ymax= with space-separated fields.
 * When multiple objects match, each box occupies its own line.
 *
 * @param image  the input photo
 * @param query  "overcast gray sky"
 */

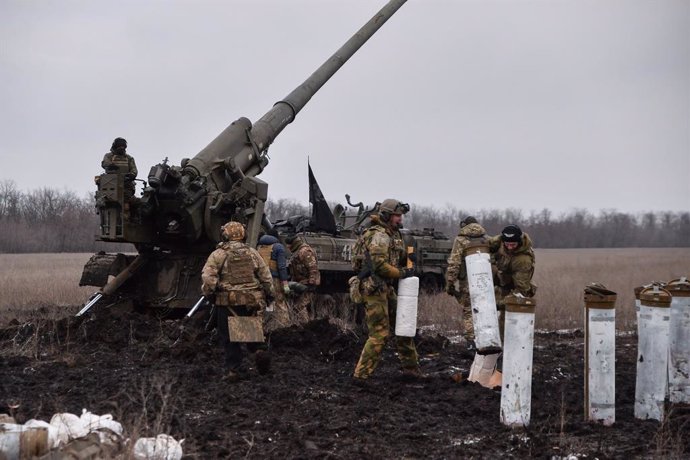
xmin=1 ymin=0 xmax=688 ymax=214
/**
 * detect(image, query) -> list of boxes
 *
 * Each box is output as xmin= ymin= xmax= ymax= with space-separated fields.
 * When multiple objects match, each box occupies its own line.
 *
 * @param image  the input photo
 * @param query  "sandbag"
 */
xmin=50 ymin=412 xmax=89 ymax=445
xmin=133 ymin=434 xmax=184 ymax=460
xmin=79 ymin=409 xmax=123 ymax=436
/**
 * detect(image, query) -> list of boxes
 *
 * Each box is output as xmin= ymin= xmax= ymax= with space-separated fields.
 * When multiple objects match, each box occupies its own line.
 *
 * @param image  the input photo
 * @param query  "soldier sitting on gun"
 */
xmin=102 ymin=137 xmax=138 ymax=201
xmin=201 ymin=221 xmax=275 ymax=382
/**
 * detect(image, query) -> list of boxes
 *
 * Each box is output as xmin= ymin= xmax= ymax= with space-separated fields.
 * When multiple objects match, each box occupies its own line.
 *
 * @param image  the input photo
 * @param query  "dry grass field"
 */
xmin=0 ymin=253 xmax=94 ymax=318
xmin=411 ymin=247 xmax=688 ymax=332
xmin=1 ymin=248 xmax=688 ymax=330
xmin=532 ymin=248 xmax=689 ymax=330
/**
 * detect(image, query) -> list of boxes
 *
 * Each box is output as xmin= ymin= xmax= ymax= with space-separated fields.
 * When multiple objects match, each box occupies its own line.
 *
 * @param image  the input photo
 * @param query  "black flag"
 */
xmin=308 ymin=162 xmax=337 ymax=234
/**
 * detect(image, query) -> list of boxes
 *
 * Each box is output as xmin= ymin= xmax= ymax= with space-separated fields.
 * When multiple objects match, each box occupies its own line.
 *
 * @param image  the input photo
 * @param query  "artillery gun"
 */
xmin=79 ymin=0 xmax=408 ymax=313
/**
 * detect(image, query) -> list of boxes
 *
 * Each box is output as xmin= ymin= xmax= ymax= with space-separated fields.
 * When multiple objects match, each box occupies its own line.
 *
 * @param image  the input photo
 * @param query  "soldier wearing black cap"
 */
xmin=489 ymin=224 xmax=537 ymax=304
xmin=101 ymin=137 xmax=138 ymax=201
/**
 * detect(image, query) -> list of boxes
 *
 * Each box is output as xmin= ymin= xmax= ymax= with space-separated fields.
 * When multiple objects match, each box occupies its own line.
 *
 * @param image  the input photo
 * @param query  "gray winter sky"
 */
xmin=1 ymin=0 xmax=688 ymax=215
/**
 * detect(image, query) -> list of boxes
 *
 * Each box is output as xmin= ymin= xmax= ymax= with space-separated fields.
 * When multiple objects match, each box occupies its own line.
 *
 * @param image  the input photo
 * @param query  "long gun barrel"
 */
xmin=87 ymin=1 xmax=408 ymax=311
xmin=183 ymin=0 xmax=407 ymax=180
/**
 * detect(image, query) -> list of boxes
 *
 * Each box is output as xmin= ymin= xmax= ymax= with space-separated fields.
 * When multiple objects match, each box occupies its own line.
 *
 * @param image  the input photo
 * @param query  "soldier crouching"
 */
xmin=201 ymin=221 xmax=276 ymax=381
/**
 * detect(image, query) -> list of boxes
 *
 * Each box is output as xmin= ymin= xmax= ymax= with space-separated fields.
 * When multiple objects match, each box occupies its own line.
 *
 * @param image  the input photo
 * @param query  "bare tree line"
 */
xmin=1 ymin=181 xmax=688 ymax=253
xmin=267 ymin=198 xmax=690 ymax=248
xmin=0 ymin=180 xmax=131 ymax=253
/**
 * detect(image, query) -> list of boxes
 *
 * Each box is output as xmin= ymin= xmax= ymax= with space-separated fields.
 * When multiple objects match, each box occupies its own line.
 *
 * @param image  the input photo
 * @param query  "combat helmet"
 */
xmin=378 ymin=199 xmax=409 ymax=221
xmin=111 ymin=137 xmax=127 ymax=151
xmin=460 ymin=216 xmax=478 ymax=228
xmin=221 ymin=221 xmax=246 ymax=241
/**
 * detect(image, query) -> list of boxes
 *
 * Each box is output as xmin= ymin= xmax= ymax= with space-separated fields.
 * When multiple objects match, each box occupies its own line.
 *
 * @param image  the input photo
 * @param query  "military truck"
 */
xmin=78 ymin=0 xmax=410 ymax=313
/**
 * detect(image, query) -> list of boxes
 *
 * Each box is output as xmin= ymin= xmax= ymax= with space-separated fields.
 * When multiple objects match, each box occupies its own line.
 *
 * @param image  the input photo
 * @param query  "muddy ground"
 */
xmin=1 ymin=308 xmax=688 ymax=459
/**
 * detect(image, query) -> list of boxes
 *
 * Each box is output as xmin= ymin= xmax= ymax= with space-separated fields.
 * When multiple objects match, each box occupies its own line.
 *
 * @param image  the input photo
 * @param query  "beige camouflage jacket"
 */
xmin=488 ymin=232 xmax=536 ymax=297
xmin=289 ymin=241 xmax=321 ymax=286
xmin=201 ymin=241 xmax=274 ymax=303
xmin=445 ymin=222 xmax=487 ymax=285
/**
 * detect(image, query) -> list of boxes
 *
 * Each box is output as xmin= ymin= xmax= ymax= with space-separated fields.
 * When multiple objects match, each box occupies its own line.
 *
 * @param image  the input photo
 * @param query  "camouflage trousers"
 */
xmin=453 ymin=282 xmax=474 ymax=342
xmin=264 ymin=278 xmax=290 ymax=330
xmin=353 ymin=288 xmax=419 ymax=379
xmin=291 ymin=291 xmax=314 ymax=325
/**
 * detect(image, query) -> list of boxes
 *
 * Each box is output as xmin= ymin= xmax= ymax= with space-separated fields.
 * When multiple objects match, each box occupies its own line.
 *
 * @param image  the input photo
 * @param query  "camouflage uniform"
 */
xmin=488 ymin=232 xmax=536 ymax=302
xmin=101 ymin=151 xmax=138 ymax=201
xmin=488 ymin=232 xmax=536 ymax=340
xmin=353 ymin=214 xmax=419 ymax=379
xmin=257 ymin=234 xmax=291 ymax=329
xmin=445 ymin=222 xmax=488 ymax=341
xmin=201 ymin=223 xmax=275 ymax=372
xmin=288 ymin=238 xmax=320 ymax=324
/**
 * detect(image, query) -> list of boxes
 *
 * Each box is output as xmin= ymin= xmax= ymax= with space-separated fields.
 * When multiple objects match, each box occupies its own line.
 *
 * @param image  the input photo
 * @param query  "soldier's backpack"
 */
xmin=351 ymin=227 xmax=376 ymax=272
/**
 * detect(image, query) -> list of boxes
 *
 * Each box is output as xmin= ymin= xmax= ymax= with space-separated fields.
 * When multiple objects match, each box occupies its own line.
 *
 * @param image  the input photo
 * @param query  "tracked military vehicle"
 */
xmin=271 ymin=194 xmax=453 ymax=293
xmin=79 ymin=0 xmax=409 ymax=313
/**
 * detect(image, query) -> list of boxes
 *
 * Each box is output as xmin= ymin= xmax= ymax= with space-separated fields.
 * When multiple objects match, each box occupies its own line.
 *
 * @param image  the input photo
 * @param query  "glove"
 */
xmin=288 ymin=282 xmax=308 ymax=294
xmin=282 ymin=283 xmax=290 ymax=295
xmin=204 ymin=293 xmax=216 ymax=304
xmin=445 ymin=283 xmax=456 ymax=296
xmin=399 ymin=267 xmax=415 ymax=279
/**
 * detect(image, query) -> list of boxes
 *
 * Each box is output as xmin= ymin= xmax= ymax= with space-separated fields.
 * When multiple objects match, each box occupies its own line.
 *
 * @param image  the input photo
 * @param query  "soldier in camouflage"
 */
xmin=257 ymin=234 xmax=291 ymax=329
xmin=444 ymin=216 xmax=488 ymax=345
xmin=352 ymin=199 xmax=423 ymax=382
xmin=201 ymin=221 xmax=275 ymax=381
xmin=488 ymin=224 xmax=536 ymax=338
xmin=488 ymin=224 xmax=536 ymax=302
xmin=101 ymin=137 xmax=138 ymax=201
xmin=286 ymin=236 xmax=321 ymax=323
